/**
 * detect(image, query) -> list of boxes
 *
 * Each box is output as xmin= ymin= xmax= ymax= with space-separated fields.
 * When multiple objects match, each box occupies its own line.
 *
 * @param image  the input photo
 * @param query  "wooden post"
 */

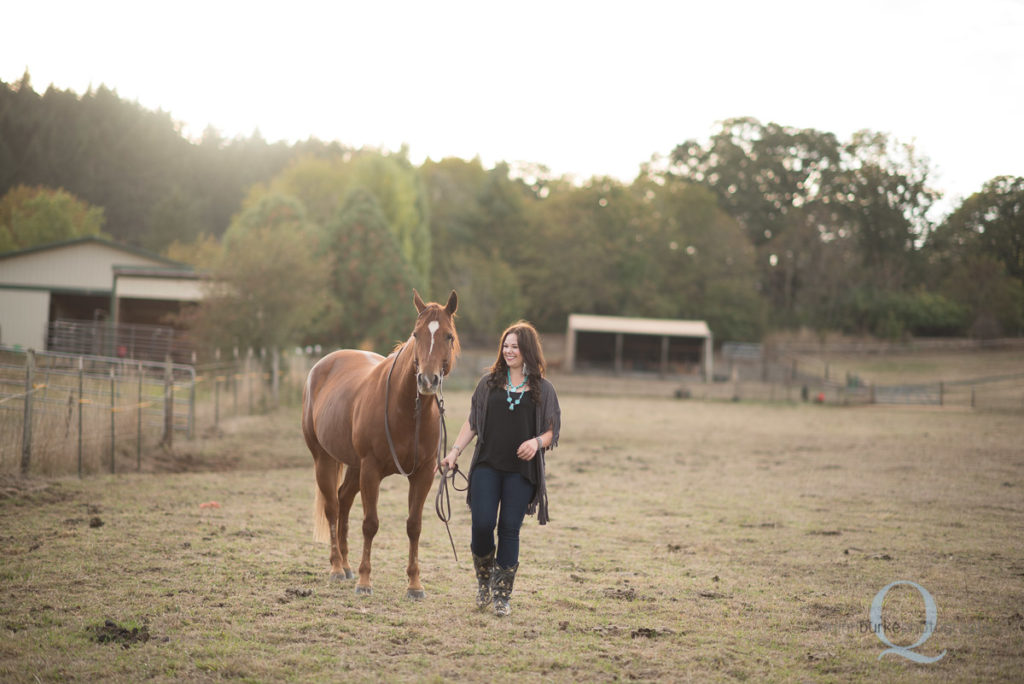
xmin=939 ymin=381 xmax=944 ymax=407
xmin=272 ymin=348 xmax=280 ymax=408
xmin=232 ymin=347 xmax=239 ymax=416
xmin=78 ymin=357 xmax=84 ymax=478
xmin=162 ymin=356 xmax=174 ymax=447
xmin=214 ymin=348 xmax=221 ymax=429
xmin=614 ymin=334 xmax=623 ymax=375
xmin=137 ymin=362 xmax=143 ymax=471
xmin=247 ymin=348 xmax=254 ymax=414
xmin=189 ymin=352 xmax=196 ymax=439
xmin=109 ymin=369 xmax=116 ymax=473
xmin=21 ymin=350 xmax=35 ymax=475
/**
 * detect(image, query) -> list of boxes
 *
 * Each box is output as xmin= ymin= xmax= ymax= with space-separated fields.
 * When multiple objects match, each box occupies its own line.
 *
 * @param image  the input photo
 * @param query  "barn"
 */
xmin=564 ymin=313 xmax=713 ymax=381
xmin=0 ymin=237 xmax=203 ymax=360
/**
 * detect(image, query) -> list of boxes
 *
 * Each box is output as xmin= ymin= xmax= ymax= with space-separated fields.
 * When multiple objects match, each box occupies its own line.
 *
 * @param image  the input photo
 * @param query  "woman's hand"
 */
xmin=516 ymin=438 xmax=539 ymax=461
xmin=436 ymin=447 xmax=460 ymax=474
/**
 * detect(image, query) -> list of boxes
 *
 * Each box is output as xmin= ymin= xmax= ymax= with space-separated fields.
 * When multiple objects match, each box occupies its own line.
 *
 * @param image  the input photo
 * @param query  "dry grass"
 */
xmin=0 ymin=388 xmax=1021 ymax=682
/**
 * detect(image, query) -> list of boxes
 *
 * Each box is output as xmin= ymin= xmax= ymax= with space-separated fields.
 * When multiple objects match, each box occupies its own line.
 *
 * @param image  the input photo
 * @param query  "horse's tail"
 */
xmin=312 ymin=461 xmax=344 ymax=543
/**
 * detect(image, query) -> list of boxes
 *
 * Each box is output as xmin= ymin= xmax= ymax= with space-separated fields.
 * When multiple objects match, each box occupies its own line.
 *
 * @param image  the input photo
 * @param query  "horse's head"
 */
xmin=411 ymin=289 xmax=459 ymax=395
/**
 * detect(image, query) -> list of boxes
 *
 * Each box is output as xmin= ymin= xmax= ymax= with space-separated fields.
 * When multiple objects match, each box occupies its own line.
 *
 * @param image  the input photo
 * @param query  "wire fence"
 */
xmin=0 ymin=346 xmax=316 ymax=477
xmin=701 ymin=351 xmax=1024 ymax=411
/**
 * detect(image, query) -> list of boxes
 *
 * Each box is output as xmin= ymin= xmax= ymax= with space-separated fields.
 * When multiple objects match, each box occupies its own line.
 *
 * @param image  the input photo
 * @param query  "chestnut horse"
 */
xmin=302 ymin=290 xmax=459 ymax=598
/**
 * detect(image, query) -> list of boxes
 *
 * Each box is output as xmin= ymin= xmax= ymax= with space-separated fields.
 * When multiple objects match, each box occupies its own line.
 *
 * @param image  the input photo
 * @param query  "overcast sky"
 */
xmin=4 ymin=0 xmax=1023 ymax=213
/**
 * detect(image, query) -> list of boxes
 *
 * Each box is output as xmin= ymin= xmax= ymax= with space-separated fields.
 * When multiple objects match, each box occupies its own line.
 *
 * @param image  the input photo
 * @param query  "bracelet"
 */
xmin=535 ymin=437 xmax=543 ymax=452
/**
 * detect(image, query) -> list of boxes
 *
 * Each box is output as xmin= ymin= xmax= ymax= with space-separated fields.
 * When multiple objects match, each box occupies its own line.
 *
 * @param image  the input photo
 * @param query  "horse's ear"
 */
xmin=413 ymin=289 xmax=426 ymax=314
xmin=445 ymin=290 xmax=458 ymax=316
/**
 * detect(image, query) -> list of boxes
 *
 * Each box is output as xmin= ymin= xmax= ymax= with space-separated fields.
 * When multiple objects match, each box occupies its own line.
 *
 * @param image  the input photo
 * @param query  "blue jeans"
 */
xmin=469 ymin=464 xmax=535 ymax=568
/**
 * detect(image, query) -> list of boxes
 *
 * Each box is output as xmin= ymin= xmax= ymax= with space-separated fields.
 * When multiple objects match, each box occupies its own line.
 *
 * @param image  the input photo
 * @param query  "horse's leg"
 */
xmin=356 ymin=461 xmax=382 ymax=595
xmin=335 ymin=465 xmax=360 ymax=580
xmin=313 ymin=455 xmax=346 ymax=579
xmin=405 ymin=464 xmax=435 ymax=600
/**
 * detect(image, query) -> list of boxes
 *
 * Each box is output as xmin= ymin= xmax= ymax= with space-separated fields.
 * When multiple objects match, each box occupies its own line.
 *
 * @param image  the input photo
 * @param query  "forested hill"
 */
xmin=0 ymin=72 xmax=330 ymax=249
xmin=2 ymin=72 xmax=1021 ymax=344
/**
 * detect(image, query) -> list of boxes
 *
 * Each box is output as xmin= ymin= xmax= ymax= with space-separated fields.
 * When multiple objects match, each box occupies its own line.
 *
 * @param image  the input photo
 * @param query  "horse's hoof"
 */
xmin=355 ymin=584 xmax=372 ymax=596
xmin=406 ymin=588 xmax=426 ymax=600
xmin=329 ymin=570 xmax=353 ymax=582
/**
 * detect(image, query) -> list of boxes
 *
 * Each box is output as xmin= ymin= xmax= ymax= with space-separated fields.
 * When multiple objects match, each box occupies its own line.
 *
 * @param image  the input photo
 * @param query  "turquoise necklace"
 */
xmin=506 ymin=369 xmax=527 ymax=411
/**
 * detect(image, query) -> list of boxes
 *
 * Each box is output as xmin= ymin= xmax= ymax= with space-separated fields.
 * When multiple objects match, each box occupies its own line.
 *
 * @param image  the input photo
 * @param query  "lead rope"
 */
xmin=433 ymin=381 xmax=467 ymax=562
xmin=383 ymin=344 xmax=420 ymax=477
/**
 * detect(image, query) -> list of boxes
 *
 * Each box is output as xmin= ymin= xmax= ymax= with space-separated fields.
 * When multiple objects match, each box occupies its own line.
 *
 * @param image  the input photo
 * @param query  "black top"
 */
xmin=476 ymin=385 xmax=538 ymax=484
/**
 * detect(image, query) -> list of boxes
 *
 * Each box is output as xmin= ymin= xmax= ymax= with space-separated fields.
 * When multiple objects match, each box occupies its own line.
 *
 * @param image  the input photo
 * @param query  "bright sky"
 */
xmin=4 ymin=0 xmax=1023 ymax=215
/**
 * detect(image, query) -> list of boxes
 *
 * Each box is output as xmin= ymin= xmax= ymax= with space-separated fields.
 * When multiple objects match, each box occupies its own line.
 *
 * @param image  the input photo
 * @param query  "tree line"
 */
xmin=2 ymin=72 xmax=1021 ymax=352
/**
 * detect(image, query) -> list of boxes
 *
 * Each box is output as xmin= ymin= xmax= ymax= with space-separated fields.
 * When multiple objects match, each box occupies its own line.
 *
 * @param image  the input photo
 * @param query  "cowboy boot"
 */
xmin=472 ymin=550 xmax=495 ymax=610
xmin=490 ymin=562 xmax=519 ymax=617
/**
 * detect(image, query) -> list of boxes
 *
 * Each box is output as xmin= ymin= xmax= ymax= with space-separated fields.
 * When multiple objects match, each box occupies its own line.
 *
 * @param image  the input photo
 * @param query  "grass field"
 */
xmin=1 ymin=387 xmax=1022 ymax=682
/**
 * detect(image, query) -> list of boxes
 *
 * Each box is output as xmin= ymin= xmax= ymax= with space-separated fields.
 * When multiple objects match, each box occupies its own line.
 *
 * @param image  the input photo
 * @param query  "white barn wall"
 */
xmin=0 ymin=242 xmax=165 ymax=290
xmin=0 ymin=289 xmax=51 ymax=349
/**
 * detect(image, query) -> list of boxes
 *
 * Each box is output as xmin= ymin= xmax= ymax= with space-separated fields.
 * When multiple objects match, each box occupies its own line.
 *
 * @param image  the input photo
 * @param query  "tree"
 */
xmin=666 ymin=118 xmax=942 ymax=333
xmin=323 ymin=187 xmax=417 ymax=351
xmin=930 ymin=176 xmax=1024 ymax=281
xmin=938 ymin=255 xmax=1023 ymax=338
xmin=923 ymin=176 xmax=1024 ymax=337
xmin=0 ymin=185 xmax=106 ymax=251
xmin=667 ymin=118 xmax=845 ymax=315
xmin=189 ymin=198 xmax=329 ymax=351
xmin=262 ymin=149 xmax=432 ymax=287
xmin=668 ymin=117 xmax=844 ymax=247
xmin=421 ymin=158 xmax=530 ymax=339
xmin=636 ymin=177 xmax=765 ymax=340
xmin=519 ymin=178 xmax=645 ymax=330
xmin=835 ymin=131 xmax=939 ymax=290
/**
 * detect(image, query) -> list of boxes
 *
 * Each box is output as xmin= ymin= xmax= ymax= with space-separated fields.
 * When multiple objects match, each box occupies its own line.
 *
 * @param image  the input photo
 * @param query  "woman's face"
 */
xmin=503 ymin=333 xmax=523 ymax=371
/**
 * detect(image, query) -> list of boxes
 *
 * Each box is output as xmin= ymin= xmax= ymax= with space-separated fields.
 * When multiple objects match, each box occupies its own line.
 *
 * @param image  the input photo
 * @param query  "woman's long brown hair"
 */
xmin=487 ymin=320 xmax=547 ymax=400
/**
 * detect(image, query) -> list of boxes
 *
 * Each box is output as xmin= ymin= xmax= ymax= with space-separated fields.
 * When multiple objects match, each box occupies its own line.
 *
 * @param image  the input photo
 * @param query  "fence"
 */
xmin=691 ymin=357 xmax=1024 ymax=411
xmin=837 ymin=372 xmax=1024 ymax=410
xmin=0 ymin=346 xmax=315 ymax=477
xmin=47 ymin=318 xmax=196 ymax=364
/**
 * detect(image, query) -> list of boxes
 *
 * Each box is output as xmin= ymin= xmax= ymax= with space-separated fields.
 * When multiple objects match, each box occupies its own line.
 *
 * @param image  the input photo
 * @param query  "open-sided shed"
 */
xmin=565 ymin=313 xmax=713 ymax=381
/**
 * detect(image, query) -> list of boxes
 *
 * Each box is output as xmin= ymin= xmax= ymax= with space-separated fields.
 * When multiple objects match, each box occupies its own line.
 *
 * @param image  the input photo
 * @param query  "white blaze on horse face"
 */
xmin=427 ymin=320 xmax=440 ymax=356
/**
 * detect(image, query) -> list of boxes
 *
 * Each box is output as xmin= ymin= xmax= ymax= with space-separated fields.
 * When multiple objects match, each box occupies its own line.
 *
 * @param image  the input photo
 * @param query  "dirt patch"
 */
xmin=88 ymin=620 xmax=152 ymax=648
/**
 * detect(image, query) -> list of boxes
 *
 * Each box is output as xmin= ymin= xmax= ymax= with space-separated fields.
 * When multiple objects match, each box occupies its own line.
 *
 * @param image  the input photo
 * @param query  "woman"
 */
xmin=439 ymin=321 xmax=561 ymax=616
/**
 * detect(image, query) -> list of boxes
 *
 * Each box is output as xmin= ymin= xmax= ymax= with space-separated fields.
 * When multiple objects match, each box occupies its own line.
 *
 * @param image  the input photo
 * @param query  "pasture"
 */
xmin=1 ymin=386 xmax=1022 ymax=682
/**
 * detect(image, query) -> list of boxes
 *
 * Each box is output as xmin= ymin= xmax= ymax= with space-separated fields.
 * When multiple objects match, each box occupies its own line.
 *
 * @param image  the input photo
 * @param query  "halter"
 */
xmin=382 ymin=339 xmax=466 ymax=561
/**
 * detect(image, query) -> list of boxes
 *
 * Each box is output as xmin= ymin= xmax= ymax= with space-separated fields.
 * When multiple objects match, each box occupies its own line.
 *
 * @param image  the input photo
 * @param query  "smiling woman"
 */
xmin=440 ymin=320 xmax=561 ymax=617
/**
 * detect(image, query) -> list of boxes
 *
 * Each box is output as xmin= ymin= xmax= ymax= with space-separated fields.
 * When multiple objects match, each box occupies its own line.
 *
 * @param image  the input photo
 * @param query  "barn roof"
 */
xmin=0 ymin=236 xmax=187 ymax=267
xmin=568 ymin=313 xmax=711 ymax=338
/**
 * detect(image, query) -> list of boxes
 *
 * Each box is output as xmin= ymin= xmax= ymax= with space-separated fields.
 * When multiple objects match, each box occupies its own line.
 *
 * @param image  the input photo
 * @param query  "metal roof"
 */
xmin=568 ymin=313 xmax=711 ymax=338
